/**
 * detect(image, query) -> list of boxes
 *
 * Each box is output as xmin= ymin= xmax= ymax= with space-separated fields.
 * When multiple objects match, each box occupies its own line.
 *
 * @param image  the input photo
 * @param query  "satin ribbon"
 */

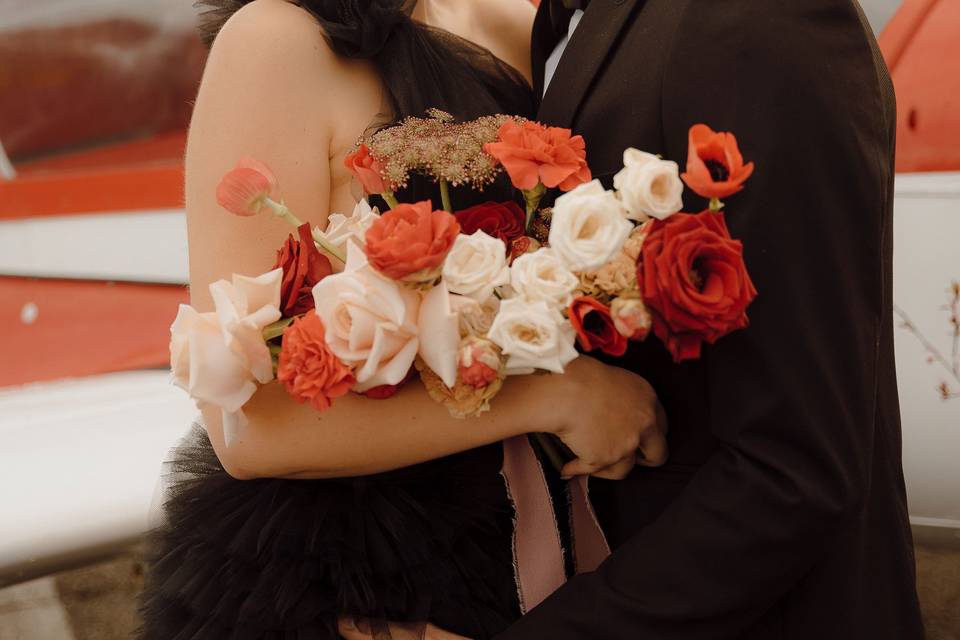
xmin=501 ymin=436 xmax=611 ymax=612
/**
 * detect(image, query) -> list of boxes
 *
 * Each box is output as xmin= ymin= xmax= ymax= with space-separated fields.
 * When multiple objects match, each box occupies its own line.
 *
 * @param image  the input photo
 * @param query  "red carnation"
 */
xmin=484 ymin=120 xmax=591 ymax=192
xmin=455 ymin=201 xmax=525 ymax=246
xmin=568 ymin=296 xmax=628 ymax=357
xmin=272 ymin=223 xmax=333 ymax=317
xmin=637 ymin=210 xmax=757 ymax=362
xmin=277 ymin=311 xmax=355 ymax=411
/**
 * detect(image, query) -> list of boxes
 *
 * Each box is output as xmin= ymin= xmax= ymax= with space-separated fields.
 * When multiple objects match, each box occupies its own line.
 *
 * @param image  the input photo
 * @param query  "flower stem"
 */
xmin=530 ymin=432 xmax=575 ymax=474
xmin=381 ymin=191 xmax=400 ymax=210
xmin=265 ymin=198 xmax=303 ymax=227
xmin=263 ymin=317 xmax=295 ymax=342
xmin=522 ymin=183 xmax=547 ymax=232
xmin=439 ymin=180 xmax=453 ymax=213
xmin=310 ymin=228 xmax=346 ymax=264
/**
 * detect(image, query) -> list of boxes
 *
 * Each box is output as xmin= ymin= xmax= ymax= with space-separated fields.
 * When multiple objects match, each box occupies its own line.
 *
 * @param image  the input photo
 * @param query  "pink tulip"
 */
xmin=216 ymin=157 xmax=279 ymax=216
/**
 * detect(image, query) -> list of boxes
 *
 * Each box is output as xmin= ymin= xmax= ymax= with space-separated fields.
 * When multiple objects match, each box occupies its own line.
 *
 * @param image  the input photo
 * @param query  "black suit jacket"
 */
xmin=496 ymin=1 xmax=924 ymax=638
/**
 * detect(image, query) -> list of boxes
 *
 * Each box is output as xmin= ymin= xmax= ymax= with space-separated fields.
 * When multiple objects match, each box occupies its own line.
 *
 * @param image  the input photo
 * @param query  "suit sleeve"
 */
xmin=494 ymin=2 xmax=894 ymax=637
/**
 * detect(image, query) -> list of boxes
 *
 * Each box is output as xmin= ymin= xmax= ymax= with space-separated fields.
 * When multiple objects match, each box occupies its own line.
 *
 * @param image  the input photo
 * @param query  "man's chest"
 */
xmin=536 ymin=0 xmax=686 ymax=179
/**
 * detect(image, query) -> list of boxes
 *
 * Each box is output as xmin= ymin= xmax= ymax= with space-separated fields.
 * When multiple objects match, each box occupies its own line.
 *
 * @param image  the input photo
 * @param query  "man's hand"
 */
xmin=337 ymin=618 xmax=470 ymax=640
xmin=549 ymin=356 xmax=668 ymax=480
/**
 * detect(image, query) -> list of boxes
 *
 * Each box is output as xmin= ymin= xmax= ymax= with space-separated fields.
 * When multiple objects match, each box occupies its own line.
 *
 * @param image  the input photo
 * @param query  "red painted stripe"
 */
xmin=1 ymin=131 xmax=186 ymax=219
xmin=0 ymin=277 xmax=189 ymax=387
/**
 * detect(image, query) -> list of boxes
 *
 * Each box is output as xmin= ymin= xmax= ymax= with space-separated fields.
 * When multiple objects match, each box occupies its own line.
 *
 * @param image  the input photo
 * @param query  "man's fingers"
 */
xmin=337 ymin=618 xmax=370 ymax=639
xmin=560 ymin=457 xmax=597 ymax=479
xmin=637 ymin=428 xmax=668 ymax=467
xmin=425 ymin=623 xmax=471 ymax=640
xmin=591 ymin=456 xmax=636 ymax=480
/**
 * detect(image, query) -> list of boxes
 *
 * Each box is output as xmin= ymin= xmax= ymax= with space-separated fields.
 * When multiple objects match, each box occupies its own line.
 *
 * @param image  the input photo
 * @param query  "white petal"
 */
xmin=418 ymin=282 xmax=461 ymax=388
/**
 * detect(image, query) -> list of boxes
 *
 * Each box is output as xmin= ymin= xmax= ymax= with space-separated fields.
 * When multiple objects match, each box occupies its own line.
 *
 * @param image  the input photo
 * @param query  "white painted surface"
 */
xmin=0 ymin=371 xmax=196 ymax=586
xmin=893 ymin=172 xmax=960 ymax=528
xmin=0 ymin=209 xmax=188 ymax=284
xmin=0 ymin=0 xmax=197 ymax=32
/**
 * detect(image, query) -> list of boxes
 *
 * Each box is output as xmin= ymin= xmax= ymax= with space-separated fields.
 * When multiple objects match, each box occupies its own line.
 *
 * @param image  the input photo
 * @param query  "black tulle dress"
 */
xmin=138 ymin=3 xmax=536 ymax=639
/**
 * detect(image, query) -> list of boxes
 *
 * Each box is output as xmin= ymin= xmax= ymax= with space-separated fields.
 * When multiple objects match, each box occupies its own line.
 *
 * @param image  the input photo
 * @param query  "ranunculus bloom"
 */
xmin=569 ymin=296 xmax=628 ymax=357
xmin=680 ymin=124 xmax=755 ymax=200
xmin=483 ymin=120 xmax=592 ymax=192
xmin=216 ymin=156 xmax=278 ymax=216
xmin=610 ymin=297 xmax=652 ymax=341
xmin=344 ymin=144 xmax=387 ymax=195
xmin=277 ymin=310 xmax=355 ymax=411
xmin=455 ymin=201 xmax=525 ymax=246
xmin=365 ymin=200 xmax=460 ymax=281
xmin=637 ymin=210 xmax=757 ymax=362
xmin=272 ymin=223 xmax=333 ymax=317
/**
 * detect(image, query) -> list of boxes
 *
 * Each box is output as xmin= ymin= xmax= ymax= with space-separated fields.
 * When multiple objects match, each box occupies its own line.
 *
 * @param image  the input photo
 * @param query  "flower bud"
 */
xmin=458 ymin=337 xmax=502 ymax=388
xmin=610 ymin=297 xmax=652 ymax=341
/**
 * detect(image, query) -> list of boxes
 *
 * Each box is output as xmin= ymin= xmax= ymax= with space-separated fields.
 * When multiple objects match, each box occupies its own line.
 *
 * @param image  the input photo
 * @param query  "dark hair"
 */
xmin=195 ymin=0 xmax=534 ymax=123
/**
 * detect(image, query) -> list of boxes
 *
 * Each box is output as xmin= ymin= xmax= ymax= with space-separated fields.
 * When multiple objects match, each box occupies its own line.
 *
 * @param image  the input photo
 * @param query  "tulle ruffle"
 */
xmin=138 ymin=424 xmax=520 ymax=639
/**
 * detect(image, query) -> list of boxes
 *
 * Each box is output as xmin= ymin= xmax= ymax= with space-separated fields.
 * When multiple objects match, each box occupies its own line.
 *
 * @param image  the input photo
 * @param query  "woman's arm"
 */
xmin=188 ymin=0 xmax=665 ymax=481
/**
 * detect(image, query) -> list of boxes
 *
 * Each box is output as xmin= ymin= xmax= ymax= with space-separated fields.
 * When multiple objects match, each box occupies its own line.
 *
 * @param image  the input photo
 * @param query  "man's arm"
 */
xmin=495 ymin=1 xmax=893 ymax=636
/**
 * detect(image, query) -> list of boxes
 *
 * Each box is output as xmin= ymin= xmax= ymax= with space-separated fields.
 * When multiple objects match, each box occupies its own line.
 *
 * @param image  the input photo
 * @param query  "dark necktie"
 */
xmin=548 ymin=0 xmax=591 ymax=48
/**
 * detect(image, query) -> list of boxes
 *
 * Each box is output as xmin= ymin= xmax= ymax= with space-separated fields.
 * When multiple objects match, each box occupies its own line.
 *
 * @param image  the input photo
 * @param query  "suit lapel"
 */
xmin=537 ymin=0 xmax=643 ymax=128
xmin=530 ymin=1 xmax=553 ymax=105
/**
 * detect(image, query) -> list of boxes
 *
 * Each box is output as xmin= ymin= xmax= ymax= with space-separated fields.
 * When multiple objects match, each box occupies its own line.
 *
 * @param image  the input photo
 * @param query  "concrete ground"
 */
xmin=0 ymin=541 xmax=958 ymax=639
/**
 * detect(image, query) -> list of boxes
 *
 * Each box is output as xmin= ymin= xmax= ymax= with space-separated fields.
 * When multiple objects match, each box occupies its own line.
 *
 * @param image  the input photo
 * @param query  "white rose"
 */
xmin=442 ymin=231 xmax=511 ymax=302
xmin=450 ymin=294 xmax=501 ymax=337
xmin=170 ymin=268 xmax=283 ymax=444
xmin=613 ymin=148 xmax=684 ymax=221
xmin=487 ymin=298 xmax=578 ymax=375
xmin=313 ymin=199 xmax=380 ymax=253
xmin=312 ymin=243 xmax=461 ymax=391
xmin=509 ymin=248 xmax=579 ymax=309
xmin=548 ymin=180 xmax=633 ymax=272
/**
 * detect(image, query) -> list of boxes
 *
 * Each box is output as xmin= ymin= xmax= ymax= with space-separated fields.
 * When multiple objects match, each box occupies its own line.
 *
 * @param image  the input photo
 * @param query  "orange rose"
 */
xmin=680 ymin=124 xmax=755 ymax=200
xmin=277 ymin=310 xmax=355 ymax=411
xmin=344 ymin=144 xmax=387 ymax=195
xmin=364 ymin=200 xmax=460 ymax=281
xmin=483 ymin=120 xmax=591 ymax=192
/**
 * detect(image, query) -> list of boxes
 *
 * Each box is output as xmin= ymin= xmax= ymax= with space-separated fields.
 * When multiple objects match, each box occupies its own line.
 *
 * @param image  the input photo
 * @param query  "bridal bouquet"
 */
xmin=170 ymin=110 xmax=757 ymax=444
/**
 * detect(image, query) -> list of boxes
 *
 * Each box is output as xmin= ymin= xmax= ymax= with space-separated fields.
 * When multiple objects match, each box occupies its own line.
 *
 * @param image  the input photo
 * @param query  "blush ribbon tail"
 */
xmin=501 ymin=436 xmax=610 ymax=613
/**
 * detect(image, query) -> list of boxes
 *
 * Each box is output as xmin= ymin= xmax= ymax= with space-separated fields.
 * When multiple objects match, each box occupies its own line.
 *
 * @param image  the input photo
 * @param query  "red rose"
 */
xmin=455 ymin=201 xmax=525 ymax=246
xmin=365 ymin=200 xmax=460 ymax=281
xmin=362 ymin=367 xmax=417 ymax=399
xmin=637 ymin=210 xmax=757 ymax=362
xmin=272 ymin=223 xmax=333 ymax=317
xmin=680 ymin=124 xmax=755 ymax=200
xmin=344 ymin=144 xmax=387 ymax=195
xmin=568 ymin=296 xmax=628 ymax=357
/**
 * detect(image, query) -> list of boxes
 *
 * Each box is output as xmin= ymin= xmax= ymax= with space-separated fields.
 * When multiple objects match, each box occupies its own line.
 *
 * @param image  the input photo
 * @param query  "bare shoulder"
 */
xmin=208 ymin=0 xmax=336 ymax=77
xmin=468 ymin=0 xmax=536 ymax=82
